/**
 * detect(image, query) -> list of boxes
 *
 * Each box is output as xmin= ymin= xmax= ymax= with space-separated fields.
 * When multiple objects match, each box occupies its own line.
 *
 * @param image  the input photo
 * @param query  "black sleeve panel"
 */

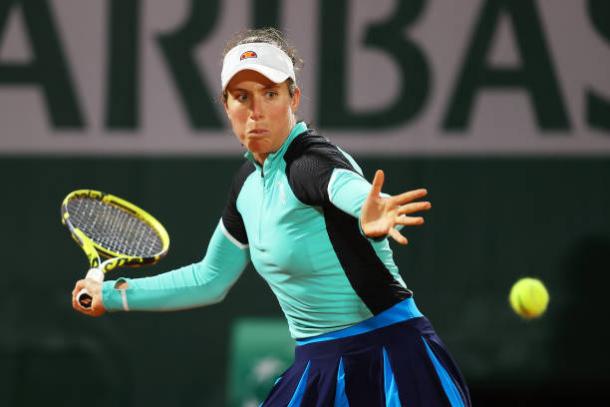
xmin=221 ymin=161 xmax=255 ymax=245
xmin=284 ymin=130 xmax=358 ymax=206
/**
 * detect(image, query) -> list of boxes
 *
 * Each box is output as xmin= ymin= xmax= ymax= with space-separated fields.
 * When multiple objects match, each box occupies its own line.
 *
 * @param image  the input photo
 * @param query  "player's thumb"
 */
xmin=72 ymin=279 xmax=87 ymax=297
xmin=370 ymin=170 xmax=384 ymax=196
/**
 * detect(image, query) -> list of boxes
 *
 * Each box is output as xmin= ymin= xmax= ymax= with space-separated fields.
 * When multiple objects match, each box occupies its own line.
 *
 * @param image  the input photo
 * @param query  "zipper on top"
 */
xmin=258 ymin=166 xmax=265 ymax=246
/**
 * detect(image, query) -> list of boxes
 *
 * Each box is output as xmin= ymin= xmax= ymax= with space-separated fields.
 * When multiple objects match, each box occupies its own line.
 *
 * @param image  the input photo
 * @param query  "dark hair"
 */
xmin=221 ymin=27 xmax=303 ymax=102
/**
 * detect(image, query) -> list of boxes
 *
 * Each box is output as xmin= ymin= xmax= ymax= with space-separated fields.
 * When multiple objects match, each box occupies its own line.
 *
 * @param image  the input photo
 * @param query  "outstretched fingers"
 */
xmin=389 ymin=228 xmax=408 ymax=245
xmin=391 ymin=188 xmax=428 ymax=205
xmin=398 ymin=201 xmax=432 ymax=215
xmin=396 ymin=215 xmax=425 ymax=226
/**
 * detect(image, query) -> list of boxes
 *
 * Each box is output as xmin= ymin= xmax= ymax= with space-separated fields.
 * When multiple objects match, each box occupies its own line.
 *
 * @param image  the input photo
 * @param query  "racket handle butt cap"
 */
xmin=77 ymin=288 xmax=93 ymax=309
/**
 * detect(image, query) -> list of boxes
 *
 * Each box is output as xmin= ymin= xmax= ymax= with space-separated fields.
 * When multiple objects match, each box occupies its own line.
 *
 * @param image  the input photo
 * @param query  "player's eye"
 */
xmin=234 ymin=93 xmax=248 ymax=102
xmin=265 ymin=91 xmax=278 ymax=99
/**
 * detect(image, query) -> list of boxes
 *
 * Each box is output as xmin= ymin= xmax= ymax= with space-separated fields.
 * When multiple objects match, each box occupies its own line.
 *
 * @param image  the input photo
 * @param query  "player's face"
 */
xmin=224 ymin=70 xmax=300 ymax=163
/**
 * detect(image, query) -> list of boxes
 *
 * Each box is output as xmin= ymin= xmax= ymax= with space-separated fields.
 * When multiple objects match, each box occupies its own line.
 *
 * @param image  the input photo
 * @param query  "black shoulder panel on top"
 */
xmin=221 ymin=161 xmax=255 ymax=245
xmin=283 ymin=129 xmax=357 ymax=206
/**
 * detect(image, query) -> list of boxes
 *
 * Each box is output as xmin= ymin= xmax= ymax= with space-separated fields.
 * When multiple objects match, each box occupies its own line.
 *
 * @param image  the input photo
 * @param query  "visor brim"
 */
xmin=222 ymin=65 xmax=292 ymax=91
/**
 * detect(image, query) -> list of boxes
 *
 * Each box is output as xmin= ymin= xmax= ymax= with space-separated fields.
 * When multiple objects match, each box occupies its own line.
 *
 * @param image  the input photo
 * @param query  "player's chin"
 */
xmin=245 ymin=138 xmax=270 ymax=153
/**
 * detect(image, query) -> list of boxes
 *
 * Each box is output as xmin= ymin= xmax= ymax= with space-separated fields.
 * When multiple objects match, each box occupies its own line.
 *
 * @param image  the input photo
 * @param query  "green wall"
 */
xmin=1 ymin=156 xmax=609 ymax=405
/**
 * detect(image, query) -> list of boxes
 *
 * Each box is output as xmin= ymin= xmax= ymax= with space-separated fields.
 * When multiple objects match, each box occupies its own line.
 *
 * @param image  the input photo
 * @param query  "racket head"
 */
xmin=61 ymin=189 xmax=170 ymax=271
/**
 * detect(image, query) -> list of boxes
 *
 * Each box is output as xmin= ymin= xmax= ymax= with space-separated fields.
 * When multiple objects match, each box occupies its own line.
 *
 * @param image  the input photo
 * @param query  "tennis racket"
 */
xmin=61 ymin=189 xmax=170 ymax=309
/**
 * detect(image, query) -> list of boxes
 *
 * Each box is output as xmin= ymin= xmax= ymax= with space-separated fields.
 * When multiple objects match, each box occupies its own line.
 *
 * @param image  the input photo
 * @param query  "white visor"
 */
xmin=221 ymin=42 xmax=296 ymax=91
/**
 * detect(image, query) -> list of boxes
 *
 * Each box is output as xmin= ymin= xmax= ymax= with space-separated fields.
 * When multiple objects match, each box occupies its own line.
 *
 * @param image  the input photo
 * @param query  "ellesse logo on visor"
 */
xmin=240 ymin=51 xmax=258 ymax=60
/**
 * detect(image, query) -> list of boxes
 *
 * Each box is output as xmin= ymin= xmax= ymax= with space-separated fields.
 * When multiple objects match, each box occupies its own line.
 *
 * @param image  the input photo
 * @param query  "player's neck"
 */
xmin=253 ymin=152 xmax=268 ymax=165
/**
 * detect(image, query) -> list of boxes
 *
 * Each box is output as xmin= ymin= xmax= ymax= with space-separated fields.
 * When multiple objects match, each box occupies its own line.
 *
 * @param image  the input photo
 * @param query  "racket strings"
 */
xmin=67 ymin=198 xmax=164 ymax=257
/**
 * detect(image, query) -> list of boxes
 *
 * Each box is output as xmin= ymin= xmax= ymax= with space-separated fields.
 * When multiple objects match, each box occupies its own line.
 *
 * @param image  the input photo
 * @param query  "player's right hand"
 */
xmin=360 ymin=170 xmax=430 ymax=245
xmin=72 ymin=278 xmax=106 ymax=317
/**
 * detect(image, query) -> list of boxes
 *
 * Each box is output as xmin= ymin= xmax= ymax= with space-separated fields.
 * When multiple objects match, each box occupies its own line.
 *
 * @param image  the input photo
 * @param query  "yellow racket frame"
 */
xmin=61 ymin=189 xmax=170 ymax=273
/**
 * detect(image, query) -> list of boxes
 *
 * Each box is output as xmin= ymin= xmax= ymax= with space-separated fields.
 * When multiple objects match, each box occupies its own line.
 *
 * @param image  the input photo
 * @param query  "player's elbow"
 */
xmin=199 ymin=283 xmax=231 ymax=305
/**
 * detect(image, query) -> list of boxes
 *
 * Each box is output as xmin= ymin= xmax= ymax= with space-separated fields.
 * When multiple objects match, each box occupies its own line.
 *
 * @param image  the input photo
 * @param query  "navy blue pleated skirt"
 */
xmin=261 ymin=298 xmax=471 ymax=407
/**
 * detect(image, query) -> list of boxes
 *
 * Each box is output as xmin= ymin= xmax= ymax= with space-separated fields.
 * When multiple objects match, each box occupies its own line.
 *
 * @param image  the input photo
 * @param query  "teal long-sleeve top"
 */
xmin=102 ymin=122 xmax=412 ymax=339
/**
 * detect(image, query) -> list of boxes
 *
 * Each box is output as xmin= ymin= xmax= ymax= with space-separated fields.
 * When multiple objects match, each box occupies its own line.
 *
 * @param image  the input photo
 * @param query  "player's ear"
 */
xmin=290 ymin=86 xmax=301 ymax=112
xmin=222 ymin=90 xmax=230 ymax=115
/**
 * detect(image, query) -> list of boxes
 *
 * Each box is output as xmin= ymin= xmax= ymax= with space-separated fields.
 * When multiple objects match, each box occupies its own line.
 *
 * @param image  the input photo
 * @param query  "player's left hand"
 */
xmin=360 ymin=170 xmax=431 ymax=245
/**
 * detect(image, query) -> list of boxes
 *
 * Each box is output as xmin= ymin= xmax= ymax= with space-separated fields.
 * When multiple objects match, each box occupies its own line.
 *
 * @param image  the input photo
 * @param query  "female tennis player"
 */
xmin=72 ymin=28 xmax=471 ymax=406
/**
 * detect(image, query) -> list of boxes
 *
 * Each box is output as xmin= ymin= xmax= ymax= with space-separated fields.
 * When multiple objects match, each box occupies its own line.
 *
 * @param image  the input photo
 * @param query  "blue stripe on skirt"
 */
xmin=382 ymin=347 xmax=401 ymax=407
xmin=261 ymin=298 xmax=471 ymax=407
xmin=334 ymin=358 xmax=349 ymax=407
xmin=423 ymin=339 xmax=465 ymax=407
xmin=287 ymin=361 xmax=311 ymax=407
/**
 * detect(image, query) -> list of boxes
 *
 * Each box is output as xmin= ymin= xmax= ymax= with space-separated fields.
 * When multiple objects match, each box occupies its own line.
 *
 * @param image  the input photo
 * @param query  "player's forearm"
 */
xmin=328 ymin=169 xmax=399 ymax=238
xmin=102 ymin=265 xmax=235 ymax=311
xmin=328 ymin=168 xmax=371 ymax=218
xmin=101 ymin=222 xmax=249 ymax=311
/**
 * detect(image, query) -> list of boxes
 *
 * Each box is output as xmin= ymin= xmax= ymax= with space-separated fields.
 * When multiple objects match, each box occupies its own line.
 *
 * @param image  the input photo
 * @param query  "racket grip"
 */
xmin=77 ymin=268 xmax=105 ymax=309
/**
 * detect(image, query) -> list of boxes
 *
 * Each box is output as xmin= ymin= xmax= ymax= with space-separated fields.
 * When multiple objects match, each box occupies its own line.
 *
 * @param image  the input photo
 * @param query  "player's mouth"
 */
xmin=248 ymin=128 xmax=269 ymax=137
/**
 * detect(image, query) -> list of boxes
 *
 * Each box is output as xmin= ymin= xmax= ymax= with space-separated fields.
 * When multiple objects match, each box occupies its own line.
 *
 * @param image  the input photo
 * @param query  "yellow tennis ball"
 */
xmin=509 ymin=278 xmax=549 ymax=319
